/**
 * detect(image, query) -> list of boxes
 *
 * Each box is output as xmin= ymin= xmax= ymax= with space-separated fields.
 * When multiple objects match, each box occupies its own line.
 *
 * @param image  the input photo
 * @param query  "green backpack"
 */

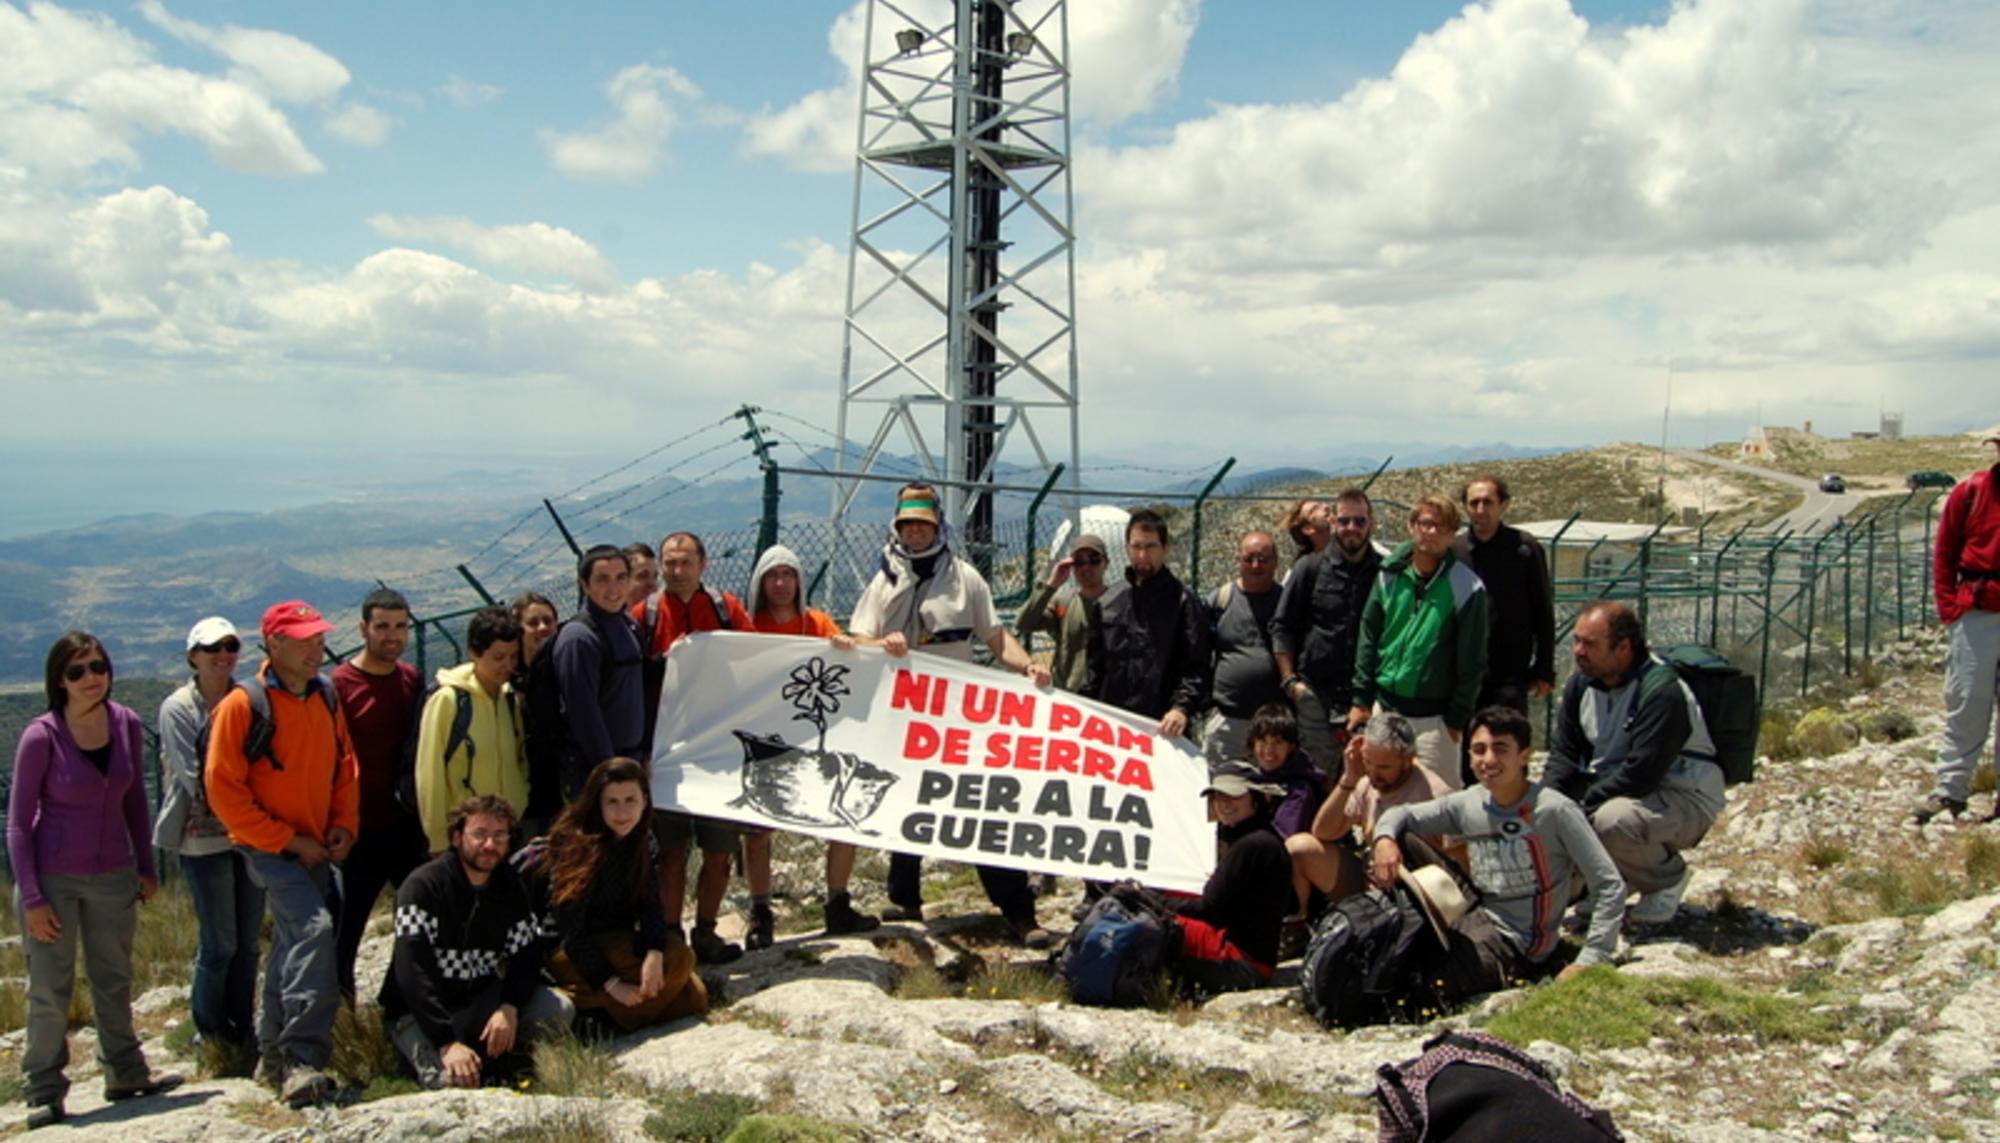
xmin=1636 ymin=645 xmax=1761 ymax=785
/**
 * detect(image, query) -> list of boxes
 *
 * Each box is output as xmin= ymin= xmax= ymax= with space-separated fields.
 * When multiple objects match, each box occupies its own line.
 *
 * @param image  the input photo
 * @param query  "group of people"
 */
xmin=1025 ymin=478 xmax=1726 ymax=1000
xmin=7 ymin=474 xmax=1748 ymax=1126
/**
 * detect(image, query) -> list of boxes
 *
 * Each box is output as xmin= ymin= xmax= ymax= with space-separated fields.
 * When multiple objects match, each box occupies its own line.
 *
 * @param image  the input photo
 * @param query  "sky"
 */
xmin=4 ymin=0 xmax=1998 ymax=526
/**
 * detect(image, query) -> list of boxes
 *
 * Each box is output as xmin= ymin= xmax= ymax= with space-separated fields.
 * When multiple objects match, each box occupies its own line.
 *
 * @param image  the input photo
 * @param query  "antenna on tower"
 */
xmin=832 ymin=0 xmax=1081 ymax=566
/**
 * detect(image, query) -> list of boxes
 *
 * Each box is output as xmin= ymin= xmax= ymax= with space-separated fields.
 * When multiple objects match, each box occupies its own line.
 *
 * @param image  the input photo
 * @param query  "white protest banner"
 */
xmin=651 ymin=631 xmax=1215 ymax=894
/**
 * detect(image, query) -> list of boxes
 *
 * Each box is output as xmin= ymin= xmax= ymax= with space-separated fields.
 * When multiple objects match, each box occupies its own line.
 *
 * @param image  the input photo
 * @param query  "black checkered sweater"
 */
xmin=377 ymin=852 xmax=544 ymax=1049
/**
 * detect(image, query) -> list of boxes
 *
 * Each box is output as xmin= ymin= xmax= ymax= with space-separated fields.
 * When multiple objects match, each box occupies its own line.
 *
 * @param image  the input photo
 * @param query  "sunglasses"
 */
xmin=196 ymin=638 xmax=242 ymax=655
xmin=63 ymin=660 xmax=110 ymax=682
xmin=1072 ymin=553 xmax=1106 ymax=566
xmin=1335 ymin=515 xmax=1370 ymax=527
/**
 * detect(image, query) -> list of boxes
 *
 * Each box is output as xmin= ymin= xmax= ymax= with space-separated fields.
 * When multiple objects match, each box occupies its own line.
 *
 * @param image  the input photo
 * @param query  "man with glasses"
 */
xmin=205 ymin=600 xmax=360 ymax=1108
xmin=1083 ymin=507 xmax=1210 ymax=740
xmin=380 ymin=795 xmax=572 ymax=1090
xmin=1273 ymin=488 xmax=1382 ymax=766
xmin=1348 ymin=495 xmax=1490 ymax=790
xmin=1200 ymin=531 xmax=1287 ymax=767
xmin=1017 ymin=533 xmax=1111 ymax=692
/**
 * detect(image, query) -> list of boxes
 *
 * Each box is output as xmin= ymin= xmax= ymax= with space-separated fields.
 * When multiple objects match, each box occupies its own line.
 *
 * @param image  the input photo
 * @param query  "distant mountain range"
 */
xmin=0 ymin=440 xmax=1559 ymax=683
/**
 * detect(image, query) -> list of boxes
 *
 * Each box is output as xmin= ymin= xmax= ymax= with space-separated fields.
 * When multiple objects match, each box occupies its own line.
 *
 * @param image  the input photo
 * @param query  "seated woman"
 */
xmin=1165 ymin=761 xmax=1294 ymax=997
xmin=534 ymin=757 xmax=706 ymax=1033
xmin=1243 ymin=703 xmax=1326 ymax=841
xmin=1370 ymin=706 xmax=1626 ymax=1006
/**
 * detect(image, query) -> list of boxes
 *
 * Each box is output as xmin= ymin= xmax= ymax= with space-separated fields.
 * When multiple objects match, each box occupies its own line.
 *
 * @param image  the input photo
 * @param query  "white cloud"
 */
xmin=0 ymin=1 xmax=324 ymax=179
xmin=366 ymin=214 xmax=619 ymax=292
xmin=539 ymin=64 xmax=702 ymax=182
xmin=135 ymin=0 xmax=351 ymax=105
xmin=325 ymin=102 xmax=394 ymax=146
xmin=743 ymin=0 xmax=1199 ymax=173
xmin=440 ymin=75 xmax=503 ymax=108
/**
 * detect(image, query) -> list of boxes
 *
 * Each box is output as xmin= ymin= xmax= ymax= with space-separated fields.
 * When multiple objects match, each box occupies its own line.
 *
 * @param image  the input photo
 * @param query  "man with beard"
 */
xmin=1082 ymin=507 xmax=1209 ymax=739
xmin=1272 ymin=488 xmax=1381 ymax=767
xmin=380 ymin=795 xmax=572 ymax=1089
xmin=330 ymin=587 xmax=428 ymax=1001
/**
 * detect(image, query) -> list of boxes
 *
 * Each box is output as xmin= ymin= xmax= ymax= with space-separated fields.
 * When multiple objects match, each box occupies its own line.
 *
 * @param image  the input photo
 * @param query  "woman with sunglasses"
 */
xmin=153 ymin=617 xmax=263 ymax=1073
xmin=8 ymin=631 xmax=182 ymax=1128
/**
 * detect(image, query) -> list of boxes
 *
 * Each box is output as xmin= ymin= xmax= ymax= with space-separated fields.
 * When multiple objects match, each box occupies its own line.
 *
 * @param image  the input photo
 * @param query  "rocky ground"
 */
xmin=3 ymin=628 xmax=1998 ymax=1141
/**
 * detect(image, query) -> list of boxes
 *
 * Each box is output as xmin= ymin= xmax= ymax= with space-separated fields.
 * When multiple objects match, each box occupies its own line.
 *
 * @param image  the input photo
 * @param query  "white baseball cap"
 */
xmin=186 ymin=617 xmax=239 ymax=651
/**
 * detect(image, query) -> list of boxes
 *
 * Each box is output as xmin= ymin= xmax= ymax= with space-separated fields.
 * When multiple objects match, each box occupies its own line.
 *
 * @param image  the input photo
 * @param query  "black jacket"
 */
xmin=378 ymin=852 xmax=544 ymax=1052
xmin=1082 ymin=566 xmax=1210 ymax=720
xmin=1452 ymin=524 xmax=1555 ymax=690
xmin=1269 ymin=545 xmax=1383 ymax=709
xmin=1171 ymin=813 xmax=1291 ymax=968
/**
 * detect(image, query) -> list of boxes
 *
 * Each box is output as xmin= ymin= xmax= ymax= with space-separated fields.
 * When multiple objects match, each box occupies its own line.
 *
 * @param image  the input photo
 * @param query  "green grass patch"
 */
xmin=1800 ymin=836 xmax=1850 ymax=870
xmin=643 ymin=1090 xmax=763 ymax=1142
xmin=721 ymin=1114 xmax=856 ymax=1142
xmin=532 ymin=1029 xmax=630 ymax=1098
xmin=1483 ymin=965 xmax=1840 ymax=1052
xmin=494 ymin=1102 xmax=620 ymax=1143
xmin=329 ymin=1002 xmax=402 ymax=1090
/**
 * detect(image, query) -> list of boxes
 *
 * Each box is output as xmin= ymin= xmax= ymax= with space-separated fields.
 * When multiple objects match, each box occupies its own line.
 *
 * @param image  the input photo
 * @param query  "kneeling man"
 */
xmin=381 ymin=795 xmax=573 ymax=1089
xmin=1544 ymin=602 xmax=1725 ymax=924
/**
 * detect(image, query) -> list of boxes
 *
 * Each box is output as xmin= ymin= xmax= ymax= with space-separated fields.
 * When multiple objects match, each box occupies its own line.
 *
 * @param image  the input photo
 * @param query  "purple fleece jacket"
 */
xmin=7 ymin=704 xmax=157 ymax=911
xmin=1266 ymin=747 xmax=1327 ymax=839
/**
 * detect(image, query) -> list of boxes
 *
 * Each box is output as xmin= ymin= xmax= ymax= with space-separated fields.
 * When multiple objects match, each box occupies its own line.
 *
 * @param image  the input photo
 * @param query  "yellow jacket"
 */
xmin=414 ymin=662 xmax=527 ymax=852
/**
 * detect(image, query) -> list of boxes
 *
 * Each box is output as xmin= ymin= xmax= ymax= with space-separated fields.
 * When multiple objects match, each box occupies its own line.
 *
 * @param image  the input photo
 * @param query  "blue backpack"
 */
xmin=1058 ymin=888 xmax=1176 ymax=1007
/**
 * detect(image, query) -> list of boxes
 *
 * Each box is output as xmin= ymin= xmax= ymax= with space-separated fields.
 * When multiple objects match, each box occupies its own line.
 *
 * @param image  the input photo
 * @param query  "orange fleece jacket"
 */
xmin=204 ymin=665 xmax=362 ymax=853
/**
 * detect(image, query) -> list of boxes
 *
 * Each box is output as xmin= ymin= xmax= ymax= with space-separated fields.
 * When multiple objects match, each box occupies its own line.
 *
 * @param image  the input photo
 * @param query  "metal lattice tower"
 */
xmin=833 ymin=0 xmax=1080 ymax=548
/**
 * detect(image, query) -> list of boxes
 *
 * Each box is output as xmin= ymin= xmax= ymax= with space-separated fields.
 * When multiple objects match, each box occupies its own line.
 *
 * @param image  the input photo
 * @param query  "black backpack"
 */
xmin=1636 ymin=645 xmax=1761 ymax=785
xmin=1375 ymin=1030 xmax=1623 ymax=1142
xmin=395 ymin=681 xmax=521 ymax=818
xmin=1058 ymin=884 xmax=1179 ymax=1007
xmin=1298 ymin=886 xmax=1437 ymax=1029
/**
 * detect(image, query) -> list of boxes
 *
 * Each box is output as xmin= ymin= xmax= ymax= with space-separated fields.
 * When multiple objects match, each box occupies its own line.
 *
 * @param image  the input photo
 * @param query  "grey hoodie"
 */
xmin=748 ymin=543 xmax=806 ymax=619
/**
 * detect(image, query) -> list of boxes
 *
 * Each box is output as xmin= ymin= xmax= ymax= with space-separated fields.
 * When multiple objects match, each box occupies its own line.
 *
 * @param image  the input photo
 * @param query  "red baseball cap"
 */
xmin=261 ymin=600 xmax=334 ymax=641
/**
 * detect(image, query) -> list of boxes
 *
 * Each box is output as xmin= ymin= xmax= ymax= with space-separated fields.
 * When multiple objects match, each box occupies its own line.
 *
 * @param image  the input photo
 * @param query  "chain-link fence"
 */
xmin=64 ymin=419 xmax=1947 ymax=886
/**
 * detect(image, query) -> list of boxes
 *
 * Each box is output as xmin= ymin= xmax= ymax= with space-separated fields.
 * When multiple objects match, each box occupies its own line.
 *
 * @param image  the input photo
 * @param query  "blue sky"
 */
xmin=4 ymin=0 xmax=1998 ymax=527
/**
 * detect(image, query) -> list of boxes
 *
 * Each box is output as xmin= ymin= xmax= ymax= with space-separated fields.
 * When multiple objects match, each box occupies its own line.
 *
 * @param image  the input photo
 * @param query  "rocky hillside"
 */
xmin=2 ymin=628 xmax=1997 ymax=1142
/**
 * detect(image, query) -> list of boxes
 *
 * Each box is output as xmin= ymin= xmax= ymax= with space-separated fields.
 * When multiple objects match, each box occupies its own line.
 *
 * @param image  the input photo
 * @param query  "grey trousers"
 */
xmin=1591 ymin=788 xmax=1717 ymax=895
xmin=390 ymin=987 xmax=575 ymax=1089
xmin=1936 ymin=610 xmax=2000 ymax=802
xmin=15 ymin=869 xmax=151 ymax=1106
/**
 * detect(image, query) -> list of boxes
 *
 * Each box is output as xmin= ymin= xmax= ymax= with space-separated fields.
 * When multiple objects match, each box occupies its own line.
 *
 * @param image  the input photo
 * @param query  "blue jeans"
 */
xmin=241 ymin=848 xmax=340 ymax=1071
xmin=181 ymin=849 xmax=265 ymax=1047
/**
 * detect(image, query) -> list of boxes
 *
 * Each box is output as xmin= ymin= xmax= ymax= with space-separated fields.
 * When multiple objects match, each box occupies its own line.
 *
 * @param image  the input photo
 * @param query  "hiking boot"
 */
xmin=105 ymin=1071 xmax=185 ymax=1101
xmin=691 ymin=921 xmax=743 ymax=965
xmin=254 ymin=1052 xmax=287 ymax=1092
xmin=25 ymin=1099 xmax=64 ymax=1130
xmin=280 ymin=1065 xmax=335 ymax=1109
xmin=880 ymin=900 xmax=925 ymax=923
xmin=823 ymin=892 xmax=881 ymax=936
xmin=745 ymin=901 xmax=776 ymax=952
xmin=1912 ymin=794 xmax=1968 ymax=826
xmin=1627 ymin=867 xmax=1693 ymax=926
xmin=1010 ymin=916 xmax=1054 ymax=950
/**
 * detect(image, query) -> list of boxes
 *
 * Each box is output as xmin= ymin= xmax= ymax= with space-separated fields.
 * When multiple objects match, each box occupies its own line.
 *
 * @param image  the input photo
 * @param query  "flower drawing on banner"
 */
xmin=783 ymin=656 xmax=849 ymax=753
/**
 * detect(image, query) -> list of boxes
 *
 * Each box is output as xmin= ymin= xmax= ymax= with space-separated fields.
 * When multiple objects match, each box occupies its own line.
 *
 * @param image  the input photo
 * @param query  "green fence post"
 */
xmin=1187 ymin=458 xmax=1237 ymax=594
xmin=734 ymin=405 xmax=781 ymax=558
xmin=456 ymin=564 xmax=497 ymax=605
xmin=1022 ymin=464 xmax=1067 ymax=595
